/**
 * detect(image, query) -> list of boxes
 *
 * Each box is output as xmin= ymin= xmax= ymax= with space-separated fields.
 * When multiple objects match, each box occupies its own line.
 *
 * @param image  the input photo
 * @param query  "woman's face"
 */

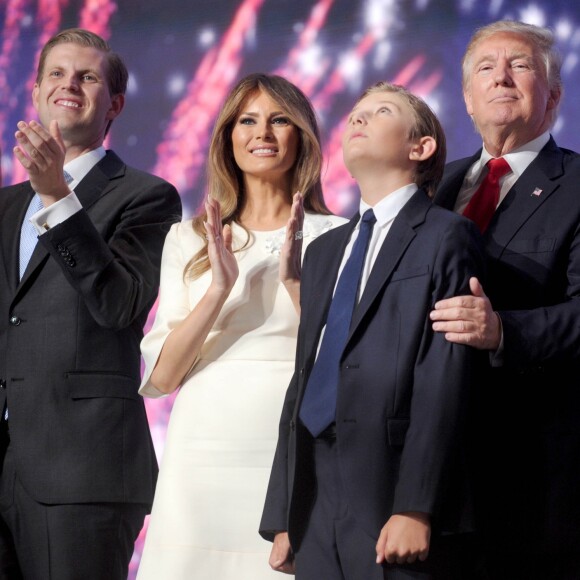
xmin=231 ymin=90 xmax=300 ymax=182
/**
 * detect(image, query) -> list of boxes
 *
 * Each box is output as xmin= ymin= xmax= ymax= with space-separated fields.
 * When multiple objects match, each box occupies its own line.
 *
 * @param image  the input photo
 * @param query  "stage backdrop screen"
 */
xmin=1 ymin=1 xmax=579 ymax=577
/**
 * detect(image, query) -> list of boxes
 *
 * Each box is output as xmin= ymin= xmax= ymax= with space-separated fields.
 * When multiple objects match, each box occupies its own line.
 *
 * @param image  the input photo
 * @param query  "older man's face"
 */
xmin=463 ymin=31 xmax=559 ymax=144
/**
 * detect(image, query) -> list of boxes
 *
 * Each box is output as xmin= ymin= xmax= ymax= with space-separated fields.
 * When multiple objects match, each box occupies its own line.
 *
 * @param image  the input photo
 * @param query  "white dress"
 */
xmin=137 ymin=213 xmax=347 ymax=580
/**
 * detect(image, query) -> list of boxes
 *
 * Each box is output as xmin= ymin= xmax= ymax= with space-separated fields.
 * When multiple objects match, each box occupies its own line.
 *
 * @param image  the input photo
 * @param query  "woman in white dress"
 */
xmin=137 ymin=73 xmax=346 ymax=579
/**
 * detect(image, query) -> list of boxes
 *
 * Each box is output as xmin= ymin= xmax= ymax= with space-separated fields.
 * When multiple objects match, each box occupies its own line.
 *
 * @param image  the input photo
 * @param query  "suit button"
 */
xmin=0 ymin=379 xmax=5 ymax=389
xmin=9 ymin=316 xmax=21 ymax=326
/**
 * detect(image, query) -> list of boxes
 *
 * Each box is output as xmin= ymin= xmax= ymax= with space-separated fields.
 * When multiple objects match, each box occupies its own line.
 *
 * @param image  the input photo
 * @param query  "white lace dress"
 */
xmin=137 ymin=213 xmax=347 ymax=580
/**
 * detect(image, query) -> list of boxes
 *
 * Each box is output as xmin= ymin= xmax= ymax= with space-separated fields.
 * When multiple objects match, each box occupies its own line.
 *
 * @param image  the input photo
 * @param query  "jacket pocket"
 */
xmin=504 ymin=237 xmax=555 ymax=254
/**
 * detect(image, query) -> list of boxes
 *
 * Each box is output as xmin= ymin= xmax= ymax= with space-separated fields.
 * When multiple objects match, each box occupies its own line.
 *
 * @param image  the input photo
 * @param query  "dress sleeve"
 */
xmin=139 ymin=221 xmax=200 ymax=398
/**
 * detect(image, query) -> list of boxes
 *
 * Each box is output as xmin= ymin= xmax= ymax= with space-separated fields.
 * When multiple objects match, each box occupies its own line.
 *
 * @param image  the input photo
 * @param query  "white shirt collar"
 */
xmin=477 ymin=131 xmax=550 ymax=180
xmin=359 ymin=183 xmax=418 ymax=228
xmin=63 ymin=146 xmax=107 ymax=189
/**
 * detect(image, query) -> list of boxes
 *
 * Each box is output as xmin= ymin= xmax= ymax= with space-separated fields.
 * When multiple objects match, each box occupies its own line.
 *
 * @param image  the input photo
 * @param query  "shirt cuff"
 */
xmin=31 ymin=192 xmax=82 ymax=234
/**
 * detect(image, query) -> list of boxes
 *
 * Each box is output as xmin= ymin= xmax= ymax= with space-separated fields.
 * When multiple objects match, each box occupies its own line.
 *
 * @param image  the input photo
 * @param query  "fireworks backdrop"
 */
xmin=1 ymin=0 xmax=579 ymax=576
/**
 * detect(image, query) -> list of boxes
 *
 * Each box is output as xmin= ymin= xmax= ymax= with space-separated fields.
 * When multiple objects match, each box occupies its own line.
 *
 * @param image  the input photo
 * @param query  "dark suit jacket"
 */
xmin=434 ymin=137 xmax=580 ymax=555
xmin=0 ymin=150 xmax=182 ymax=507
xmin=260 ymin=189 xmax=485 ymax=551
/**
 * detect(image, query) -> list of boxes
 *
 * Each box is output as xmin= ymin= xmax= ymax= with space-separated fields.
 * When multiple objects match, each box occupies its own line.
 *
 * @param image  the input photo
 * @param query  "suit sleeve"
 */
xmin=38 ymin=176 xmax=182 ymax=330
xmin=139 ymin=222 xmax=204 ymax=397
xmin=498 ymin=224 xmax=580 ymax=366
xmin=392 ymin=218 xmax=485 ymax=518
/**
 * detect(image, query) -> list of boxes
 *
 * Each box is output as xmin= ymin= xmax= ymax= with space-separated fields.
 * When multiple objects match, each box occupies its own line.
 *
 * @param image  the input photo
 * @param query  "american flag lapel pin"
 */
xmin=531 ymin=187 xmax=543 ymax=197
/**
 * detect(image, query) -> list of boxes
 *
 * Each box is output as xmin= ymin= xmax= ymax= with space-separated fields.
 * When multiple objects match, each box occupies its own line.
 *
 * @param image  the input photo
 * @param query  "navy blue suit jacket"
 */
xmin=260 ymin=188 xmax=485 ymax=550
xmin=435 ymin=137 xmax=580 ymax=554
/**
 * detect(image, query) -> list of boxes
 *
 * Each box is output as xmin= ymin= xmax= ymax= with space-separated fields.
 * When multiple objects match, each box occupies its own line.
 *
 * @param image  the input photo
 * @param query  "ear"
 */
xmin=32 ymin=84 xmax=40 ymax=112
xmin=409 ymin=136 xmax=436 ymax=162
xmin=546 ymin=87 xmax=561 ymax=112
xmin=463 ymin=88 xmax=473 ymax=116
xmin=106 ymin=93 xmax=125 ymax=121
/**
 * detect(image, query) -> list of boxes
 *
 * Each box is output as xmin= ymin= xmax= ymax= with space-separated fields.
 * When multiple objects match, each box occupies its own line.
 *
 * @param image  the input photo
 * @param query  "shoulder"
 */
xmin=167 ymin=219 xmax=203 ymax=247
xmin=0 ymin=181 xmax=30 ymax=199
xmin=303 ymin=212 xmax=349 ymax=240
xmin=103 ymin=151 xmax=179 ymax=192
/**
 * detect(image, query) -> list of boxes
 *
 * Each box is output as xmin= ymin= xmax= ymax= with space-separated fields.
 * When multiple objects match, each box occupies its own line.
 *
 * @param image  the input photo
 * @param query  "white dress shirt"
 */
xmin=454 ymin=132 xmax=550 ymax=214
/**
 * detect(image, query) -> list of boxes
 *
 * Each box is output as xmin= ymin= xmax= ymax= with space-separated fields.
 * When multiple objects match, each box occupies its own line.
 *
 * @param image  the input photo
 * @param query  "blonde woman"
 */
xmin=137 ymin=73 xmax=346 ymax=579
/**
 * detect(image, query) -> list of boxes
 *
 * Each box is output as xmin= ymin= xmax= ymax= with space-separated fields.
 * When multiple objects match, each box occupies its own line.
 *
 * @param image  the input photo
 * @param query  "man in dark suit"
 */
xmin=430 ymin=20 xmax=580 ymax=580
xmin=0 ymin=29 xmax=181 ymax=579
xmin=260 ymin=82 xmax=485 ymax=579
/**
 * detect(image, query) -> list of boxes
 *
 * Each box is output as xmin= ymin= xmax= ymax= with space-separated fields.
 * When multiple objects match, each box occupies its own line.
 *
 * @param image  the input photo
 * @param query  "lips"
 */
xmin=491 ymin=94 xmax=517 ymax=102
xmin=55 ymin=98 xmax=81 ymax=109
xmin=250 ymin=147 xmax=278 ymax=155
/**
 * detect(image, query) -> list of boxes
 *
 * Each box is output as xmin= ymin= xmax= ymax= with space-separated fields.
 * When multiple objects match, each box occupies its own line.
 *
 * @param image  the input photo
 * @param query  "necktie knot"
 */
xmin=463 ymin=157 xmax=511 ymax=233
xmin=361 ymin=208 xmax=377 ymax=226
xmin=486 ymin=157 xmax=511 ymax=183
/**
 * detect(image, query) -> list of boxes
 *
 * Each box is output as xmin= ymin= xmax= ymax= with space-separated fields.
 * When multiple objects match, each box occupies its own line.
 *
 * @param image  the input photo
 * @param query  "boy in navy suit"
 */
xmin=260 ymin=82 xmax=485 ymax=579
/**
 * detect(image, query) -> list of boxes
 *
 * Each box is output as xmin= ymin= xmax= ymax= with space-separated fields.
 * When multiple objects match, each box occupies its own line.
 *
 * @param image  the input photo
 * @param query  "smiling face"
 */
xmin=463 ymin=31 xmax=559 ymax=148
xmin=231 ymin=90 xmax=299 ymax=184
xmin=32 ymin=42 xmax=124 ymax=153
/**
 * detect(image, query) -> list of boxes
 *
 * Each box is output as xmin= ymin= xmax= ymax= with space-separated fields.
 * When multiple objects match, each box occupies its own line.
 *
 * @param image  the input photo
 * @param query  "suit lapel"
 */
xmin=1 ymin=184 xmax=35 ymax=291
xmin=74 ymin=150 xmax=125 ymax=211
xmin=435 ymin=152 xmax=480 ymax=210
xmin=349 ymin=189 xmax=430 ymax=338
xmin=486 ymin=138 xmax=563 ymax=259
xmin=302 ymin=218 xmax=356 ymax=363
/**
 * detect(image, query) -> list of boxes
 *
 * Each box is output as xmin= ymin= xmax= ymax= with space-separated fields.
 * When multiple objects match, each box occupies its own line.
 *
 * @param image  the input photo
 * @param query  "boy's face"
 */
xmin=342 ymin=91 xmax=417 ymax=176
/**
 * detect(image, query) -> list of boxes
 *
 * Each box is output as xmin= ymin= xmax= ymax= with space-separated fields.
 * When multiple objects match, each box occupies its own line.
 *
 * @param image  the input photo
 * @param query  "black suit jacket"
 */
xmin=260 ymin=189 xmax=485 ymax=551
xmin=0 ymin=151 xmax=182 ymax=506
xmin=434 ymin=137 xmax=580 ymax=554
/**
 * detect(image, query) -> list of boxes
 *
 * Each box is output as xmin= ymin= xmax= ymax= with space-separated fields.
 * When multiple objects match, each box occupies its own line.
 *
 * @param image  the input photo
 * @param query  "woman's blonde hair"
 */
xmin=185 ymin=73 xmax=330 ymax=280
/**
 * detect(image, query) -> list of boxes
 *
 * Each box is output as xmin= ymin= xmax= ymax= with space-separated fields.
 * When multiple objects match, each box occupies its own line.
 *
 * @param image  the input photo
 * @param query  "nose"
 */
xmin=493 ymin=62 xmax=514 ymax=86
xmin=256 ymin=120 xmax=274 ymax=140
xmin=61 ymin=73 xmax=80 ymax=91
xmin=350 ymin=110 xmax=366 ymax=125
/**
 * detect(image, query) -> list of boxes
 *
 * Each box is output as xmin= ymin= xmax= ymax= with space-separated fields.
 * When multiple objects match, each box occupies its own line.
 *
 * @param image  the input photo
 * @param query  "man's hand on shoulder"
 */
xmin=430 ymin=276 xmax=501 ymax=350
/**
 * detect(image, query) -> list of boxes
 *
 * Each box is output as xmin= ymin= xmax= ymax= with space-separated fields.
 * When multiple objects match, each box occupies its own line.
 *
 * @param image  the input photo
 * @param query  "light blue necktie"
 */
xmin=19 ymin=171 xmax=73 ymax=280
xmin=19 ymin=195 xmax=44 ymax=280
xmin=299 ymin=208 xmax=377 ymax=437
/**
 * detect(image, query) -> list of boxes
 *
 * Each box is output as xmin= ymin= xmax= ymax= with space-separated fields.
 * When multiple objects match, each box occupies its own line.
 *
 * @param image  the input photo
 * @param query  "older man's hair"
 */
xmin=462 ymin=20 xmax=563 ymax=100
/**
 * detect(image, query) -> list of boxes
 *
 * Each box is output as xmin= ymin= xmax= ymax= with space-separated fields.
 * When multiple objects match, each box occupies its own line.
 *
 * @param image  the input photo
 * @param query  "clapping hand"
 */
xmin=13 ymin=119 xmax=70 ymax=205
xmin=204 ymin=196 xmax=238 ymax=294
xmin=279 ymin=192 xmax=304 ymax=313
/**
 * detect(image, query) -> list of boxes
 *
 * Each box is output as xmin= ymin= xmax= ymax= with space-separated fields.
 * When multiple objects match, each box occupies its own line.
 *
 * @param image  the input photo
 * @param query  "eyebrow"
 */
xmin=239 ymin=110 xmax=286 ymax=117
xmin=351 ymin=98 xmax=403 ymax=114
xmin=473 ymin=50 xmax=534 ymax=67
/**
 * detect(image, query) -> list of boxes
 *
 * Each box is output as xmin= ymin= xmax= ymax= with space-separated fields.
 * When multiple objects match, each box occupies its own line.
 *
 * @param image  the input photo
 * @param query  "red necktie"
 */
xmin=463 ymin=157 xmax=511 ymax=232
